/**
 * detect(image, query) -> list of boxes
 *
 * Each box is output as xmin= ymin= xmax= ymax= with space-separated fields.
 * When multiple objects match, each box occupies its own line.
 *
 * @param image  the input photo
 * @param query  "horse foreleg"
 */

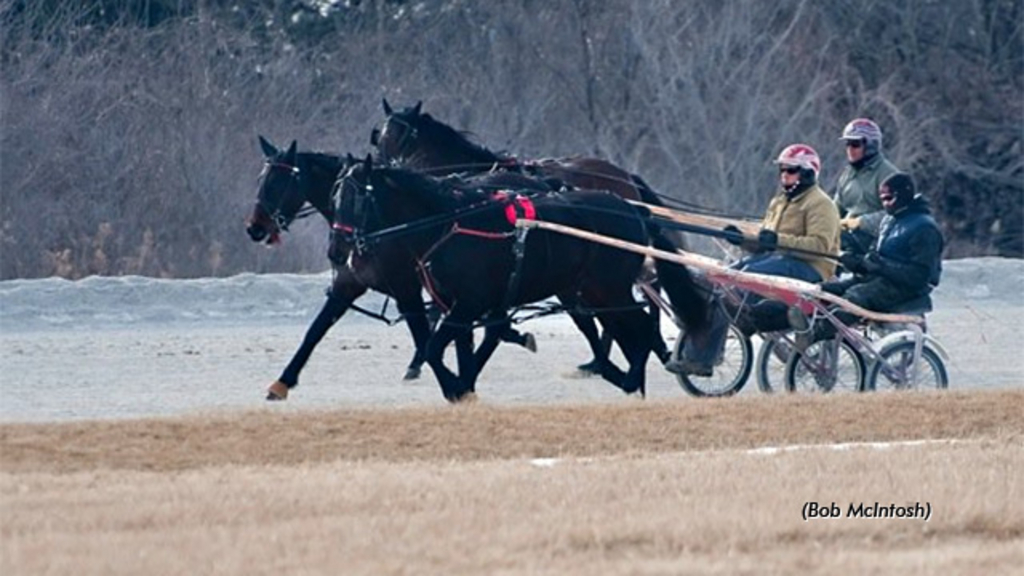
xmin=269 ymin=292 xmax=354 ymax=400
xmin=425 ymin=317 xmax=474 ymax=403
xmin=397 ymin=298 xmax=433 ymax=381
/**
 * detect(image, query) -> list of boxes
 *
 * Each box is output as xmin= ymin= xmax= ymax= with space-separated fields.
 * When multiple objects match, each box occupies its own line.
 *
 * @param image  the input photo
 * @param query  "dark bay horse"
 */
xmin=333 ymin=159 xmax=707 ymax=402
xmin=246 ymin=137 xmax=541 ymax=399
xmin=373 ymin=100 xmax=682 ymax=371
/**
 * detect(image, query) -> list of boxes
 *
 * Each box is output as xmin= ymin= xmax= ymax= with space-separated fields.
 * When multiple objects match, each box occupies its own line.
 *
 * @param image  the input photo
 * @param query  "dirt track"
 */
xmin=2 ymin=390 xmax=1022 ymax=473
xmin=2 ymin=390 xmax=1022 ymax=575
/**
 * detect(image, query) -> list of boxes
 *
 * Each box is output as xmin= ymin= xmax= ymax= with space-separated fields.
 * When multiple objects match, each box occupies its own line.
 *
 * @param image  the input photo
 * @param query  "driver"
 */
xmin=789 ymin=172 xmax=944 ymax=348
xmin=668 ymin=144 xmax=840 ymax=377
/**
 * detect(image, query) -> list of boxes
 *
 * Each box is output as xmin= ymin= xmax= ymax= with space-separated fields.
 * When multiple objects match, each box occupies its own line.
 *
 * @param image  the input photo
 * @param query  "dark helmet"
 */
xmin=841 ymin=118 xmax=883 ymax=159
xmin=879 ymin=172 xmax=915 ymax=214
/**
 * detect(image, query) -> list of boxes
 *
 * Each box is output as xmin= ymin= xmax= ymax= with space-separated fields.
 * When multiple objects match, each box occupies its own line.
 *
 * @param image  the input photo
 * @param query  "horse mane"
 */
xmin=300 ymin=151 xmax=346 ymax=172
xmin=376 ymin=166 xmax=488 ymax=211
xmin=413 ymin=112 xmax=510 ymax=165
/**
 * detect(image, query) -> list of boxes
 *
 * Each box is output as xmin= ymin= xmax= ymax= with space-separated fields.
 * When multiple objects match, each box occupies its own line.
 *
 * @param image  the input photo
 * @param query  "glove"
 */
xmin=838 ymin=251 xmax=866 ymax=274
xmin=861 ymin=252 xmax=883 ymax=273
xmin=820 ymin=280 xmax=846 ymax=296
xmin=757 ymin=229 xmax=778 ymax=251
xmin=722 ymin=225 xmax=745 ymax=246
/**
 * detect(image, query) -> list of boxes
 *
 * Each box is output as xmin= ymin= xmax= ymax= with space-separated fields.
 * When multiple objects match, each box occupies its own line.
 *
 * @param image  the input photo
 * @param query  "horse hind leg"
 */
xmin=597 ymin=308 xmax=654 ymax=397
xmin=563 ymin=305 xmax=613 ymax=377
xmin=640 ymin=280 xmax=671 ymax=365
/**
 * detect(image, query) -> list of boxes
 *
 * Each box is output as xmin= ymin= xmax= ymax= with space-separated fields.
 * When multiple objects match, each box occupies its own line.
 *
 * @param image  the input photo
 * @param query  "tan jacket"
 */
xmin=762 ymin=184 xmax=841 ymax=280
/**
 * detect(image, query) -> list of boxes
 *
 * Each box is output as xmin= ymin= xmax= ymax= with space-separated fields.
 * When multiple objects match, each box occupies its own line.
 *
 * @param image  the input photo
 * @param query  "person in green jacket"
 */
xmin=833 ymin=118 xmax=900 ymax=257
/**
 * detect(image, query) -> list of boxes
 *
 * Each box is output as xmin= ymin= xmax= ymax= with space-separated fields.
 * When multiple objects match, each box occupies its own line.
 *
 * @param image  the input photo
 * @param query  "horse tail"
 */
xmin=650 ymin=230 xmax=708 ymax=332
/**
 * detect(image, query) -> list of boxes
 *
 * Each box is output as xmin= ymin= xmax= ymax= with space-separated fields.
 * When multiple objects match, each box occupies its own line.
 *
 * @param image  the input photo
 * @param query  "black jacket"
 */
xmin=870 ymin=195 xmax=944 ymax=295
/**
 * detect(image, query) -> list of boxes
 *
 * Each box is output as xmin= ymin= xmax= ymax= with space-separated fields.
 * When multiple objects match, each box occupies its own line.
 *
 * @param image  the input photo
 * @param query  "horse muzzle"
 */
xmin=246 ymin=221 xmax=281 ymax=245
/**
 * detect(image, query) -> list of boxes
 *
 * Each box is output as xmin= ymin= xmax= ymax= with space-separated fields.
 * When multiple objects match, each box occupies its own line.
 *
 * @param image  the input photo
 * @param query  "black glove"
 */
xmin=722 ymin=225 xmax=745 ymax=246
xmin=861 ymin=252 xmax=883 ymax=273
xmin=757 ymin=229 xmax=778 ymax=251
xmin=838 ymin=251 xmax=866 ymax=274
xmin=820 ymin=280 xmax=846 ymax=296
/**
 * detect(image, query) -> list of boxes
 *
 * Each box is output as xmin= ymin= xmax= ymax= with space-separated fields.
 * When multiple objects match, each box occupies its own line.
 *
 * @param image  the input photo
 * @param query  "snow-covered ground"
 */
xmin=1 ymin=258 xmax=1021 ymax=422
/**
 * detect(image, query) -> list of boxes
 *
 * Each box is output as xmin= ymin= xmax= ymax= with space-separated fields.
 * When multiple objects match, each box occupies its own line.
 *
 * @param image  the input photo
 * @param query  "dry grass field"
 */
xmin=2 ymin=390 xmax=1022 ymax=575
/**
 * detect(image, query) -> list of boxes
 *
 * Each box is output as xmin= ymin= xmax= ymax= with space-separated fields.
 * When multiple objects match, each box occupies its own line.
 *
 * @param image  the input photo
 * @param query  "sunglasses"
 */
xmin=779 ymin=166 xmax=801 ymax=175
xmin=845 ymin=140 xmax=864 ymax=149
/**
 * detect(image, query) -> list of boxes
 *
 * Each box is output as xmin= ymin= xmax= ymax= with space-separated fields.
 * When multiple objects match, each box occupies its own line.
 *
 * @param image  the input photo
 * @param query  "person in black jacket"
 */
xmin=790 ymin=172 xmax=943 ymax=348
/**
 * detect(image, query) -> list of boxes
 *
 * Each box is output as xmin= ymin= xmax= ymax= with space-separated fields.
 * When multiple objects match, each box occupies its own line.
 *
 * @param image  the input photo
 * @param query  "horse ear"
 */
xmin=258 ymin=135 xmax=278 ymax=158
xmin=382 ymin=98 xmax=393 ymax=116
xmin=285 ymin=140 xmax=297 ymax=164
xmin=363 ymin=154 xmax=373 ymax=172
xmin=345 ymin=152 xmax=356 ymax=164
xmin=412 ymin=101 xmax=422 ymax=116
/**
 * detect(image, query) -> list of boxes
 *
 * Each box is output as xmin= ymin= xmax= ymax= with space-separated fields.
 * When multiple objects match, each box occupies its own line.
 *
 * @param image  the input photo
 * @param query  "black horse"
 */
xmin=246 ymin=137 xmax=542 ymax=399
xmin=333 ymin=158 xmax=707 ymax=402
xmin=373 ymin=99 xmax=683 ymax=374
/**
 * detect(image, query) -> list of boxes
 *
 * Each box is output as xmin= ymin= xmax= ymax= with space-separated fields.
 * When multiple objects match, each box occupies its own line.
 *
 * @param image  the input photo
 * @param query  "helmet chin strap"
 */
xmin=784 ymin=175 xmax=814 ymax=197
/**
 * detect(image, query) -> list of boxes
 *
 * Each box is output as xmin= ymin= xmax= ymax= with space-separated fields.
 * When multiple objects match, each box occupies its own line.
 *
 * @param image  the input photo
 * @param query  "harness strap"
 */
xmin=500 ymin=226 xmax=531 ymax=313
xmin=415 ymin=259 xmax=451 ymax=315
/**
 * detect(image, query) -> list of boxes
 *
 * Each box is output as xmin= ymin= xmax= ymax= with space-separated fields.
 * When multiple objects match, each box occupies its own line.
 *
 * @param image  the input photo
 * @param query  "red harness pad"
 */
xmin=503 ymin=195 xmax=536 ymax=225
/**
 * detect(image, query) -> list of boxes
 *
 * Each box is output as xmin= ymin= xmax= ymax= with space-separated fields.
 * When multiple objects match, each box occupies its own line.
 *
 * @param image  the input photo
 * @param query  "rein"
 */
xmin=645 ymin=214 xmax=841 ymax=262
xmin=333 ymin=198 xmax=511 ymax=250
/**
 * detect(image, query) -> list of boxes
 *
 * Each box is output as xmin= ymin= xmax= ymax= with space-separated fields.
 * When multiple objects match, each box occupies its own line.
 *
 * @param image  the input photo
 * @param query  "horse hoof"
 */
xmin=403 ymin=366 xmax=422 ymax=381
xmin=266 ymin=381 xmax=289 ymax=401
xmin=456 ymin=392 xmax=478 ymax=404
xmin=523 ymin=333 xmax=538 ymax=353
xmin=575 ymin=360 xmax=604 ymax=376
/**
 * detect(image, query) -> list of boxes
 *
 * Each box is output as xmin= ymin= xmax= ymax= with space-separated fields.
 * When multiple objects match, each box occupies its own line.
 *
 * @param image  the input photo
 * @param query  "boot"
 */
xmin=787 ymin=307 xmax=815 ymax=352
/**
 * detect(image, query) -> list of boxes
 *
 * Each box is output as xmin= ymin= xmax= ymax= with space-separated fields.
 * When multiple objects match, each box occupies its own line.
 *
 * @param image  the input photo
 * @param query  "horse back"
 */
xmin=531 ymin=157 xmax=641 ymax=201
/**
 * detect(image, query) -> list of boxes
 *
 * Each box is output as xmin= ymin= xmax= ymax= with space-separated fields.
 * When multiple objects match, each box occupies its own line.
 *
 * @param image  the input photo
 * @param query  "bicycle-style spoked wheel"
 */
xmin=867 ymin=341 xmax=949 ymax=391
xmin=784 ymin=338 xmax=866 ymax=393
xmin=755 ymin=334 xmax=794 ymax=393
xmin=671 ymin=324 xmax=754 ymax=397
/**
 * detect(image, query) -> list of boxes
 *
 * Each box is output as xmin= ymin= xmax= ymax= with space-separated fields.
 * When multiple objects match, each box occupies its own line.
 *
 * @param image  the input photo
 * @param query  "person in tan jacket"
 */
xmin=667 ymin=144 xmax=841 ymax=377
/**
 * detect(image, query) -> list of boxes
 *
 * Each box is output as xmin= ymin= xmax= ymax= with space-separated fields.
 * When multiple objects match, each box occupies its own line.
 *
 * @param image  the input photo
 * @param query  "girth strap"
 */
xmin=500 ymin=226 xmax=531 ymax=313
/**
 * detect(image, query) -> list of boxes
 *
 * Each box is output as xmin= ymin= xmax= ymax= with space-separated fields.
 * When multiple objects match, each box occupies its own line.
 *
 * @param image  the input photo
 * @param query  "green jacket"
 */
xmin=763 ymin=184 xmax=841 ymax=280
xmin=832 ymin=153 xmax=899 ymax=238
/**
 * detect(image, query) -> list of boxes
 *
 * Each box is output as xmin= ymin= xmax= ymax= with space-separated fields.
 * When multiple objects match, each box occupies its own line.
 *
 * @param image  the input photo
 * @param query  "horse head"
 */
xmin=375 ymin=98 xmax=424 ymax=165
xmin=332 ymin=155 xmax=468 ymax=264
xmin=247 ymin=136 xmax=311 ymax=245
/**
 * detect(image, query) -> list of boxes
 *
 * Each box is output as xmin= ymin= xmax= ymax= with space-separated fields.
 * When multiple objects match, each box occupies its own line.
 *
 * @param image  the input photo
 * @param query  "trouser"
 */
xmin=814 ymin=277 xmax=921 ymax=340
xmin=682 ymin=254 xmax=821 ymax=367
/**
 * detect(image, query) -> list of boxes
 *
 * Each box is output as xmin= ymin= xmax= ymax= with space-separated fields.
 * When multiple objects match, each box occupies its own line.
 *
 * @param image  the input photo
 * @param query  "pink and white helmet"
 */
xmin=840 ymin=118 xmax=883 ymax=143
xmin=776 ymin=144 xmax=821 ymax=177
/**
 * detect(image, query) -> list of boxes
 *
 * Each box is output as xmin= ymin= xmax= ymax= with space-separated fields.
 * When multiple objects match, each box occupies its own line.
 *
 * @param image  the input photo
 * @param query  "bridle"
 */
xmin=331 ymin=172 xmax=377 ymax=255
xmin=377 ymin=115 xmax=418 ymax=164
xmin=255 ymin=160 xmax=317 ymax=233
